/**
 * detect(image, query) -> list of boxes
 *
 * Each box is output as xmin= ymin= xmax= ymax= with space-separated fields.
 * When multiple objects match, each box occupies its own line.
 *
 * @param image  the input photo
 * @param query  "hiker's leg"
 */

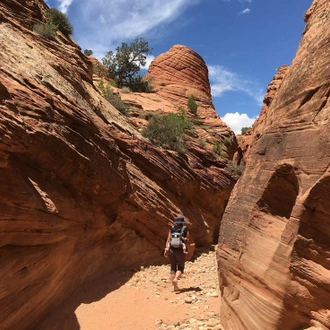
xmin=175 ymin=270 xmax=182 ymax=280
xmin=168 ymin=251 xmax=177 ymax=281
xmin=176 ymin=251 xmax=185 ymax=280
xmin=171 ymin=251 xmax=184 ymax=291
xmin=169 ymin=250 xmax=180 ymax=291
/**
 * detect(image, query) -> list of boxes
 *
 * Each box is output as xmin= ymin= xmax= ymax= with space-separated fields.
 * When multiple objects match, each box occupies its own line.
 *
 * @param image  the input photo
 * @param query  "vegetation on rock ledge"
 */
xmin=142 ymin=112 xmax=194 ymax=152
xmin=33 ymin=8 xmax=73 ymax=38
xmin=187 ymin=95 xmax=198 ymax=115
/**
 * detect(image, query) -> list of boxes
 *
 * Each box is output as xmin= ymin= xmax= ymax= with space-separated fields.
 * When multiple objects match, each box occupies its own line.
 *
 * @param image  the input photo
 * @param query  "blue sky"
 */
xmin=45 ymin=0 xmax=311 ymax=134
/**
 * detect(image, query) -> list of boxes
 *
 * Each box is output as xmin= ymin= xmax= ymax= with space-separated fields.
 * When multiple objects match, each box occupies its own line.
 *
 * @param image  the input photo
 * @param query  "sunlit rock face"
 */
xmin=0 ymin=1 xmax=237 ymax=329
xmin=234 ymin=65 xmax=289 ymax=167
xmin=147 ymin=44 xmax=213 ymax=109
xmin=217 ymin=0 xmax=330 ymax=329
xmin=143 ymin=44 xmax=237 ymax=158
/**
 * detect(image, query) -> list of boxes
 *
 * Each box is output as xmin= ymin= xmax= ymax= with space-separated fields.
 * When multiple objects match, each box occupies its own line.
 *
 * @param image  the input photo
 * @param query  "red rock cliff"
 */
xmin=0 ymin=1 xmax=236 ymax=328
xmin=147 ymin=44 xmax=213 ymax=109
xmin=235 ymin=65 xmax=289 ymax=165
xmin=217 ymin=1 xmax=330 ymax=329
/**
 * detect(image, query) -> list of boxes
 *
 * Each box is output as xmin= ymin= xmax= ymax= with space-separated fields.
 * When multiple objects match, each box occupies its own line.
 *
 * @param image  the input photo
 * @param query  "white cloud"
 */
xmin=56 ymin=0 xmax=73 ymax=13
xmin=73 ymin=0 xmax=201 ymax=59
xmin=222 ymin=112 xmax=257 ymax=134
xmin=238 ymin=8 xmax=251 ymax=15
xmin=208 ymin=65 xmax=264 ymax=105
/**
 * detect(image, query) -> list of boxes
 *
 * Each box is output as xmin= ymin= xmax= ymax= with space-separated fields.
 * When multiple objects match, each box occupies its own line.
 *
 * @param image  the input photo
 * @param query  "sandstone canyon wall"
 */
xmin=234 ymin=65 xmax=289 ymax=166
xmin=0 ymin=0 xmax=237 ymax=328
xmin=217 ymin=0 xmax=330 ymax=329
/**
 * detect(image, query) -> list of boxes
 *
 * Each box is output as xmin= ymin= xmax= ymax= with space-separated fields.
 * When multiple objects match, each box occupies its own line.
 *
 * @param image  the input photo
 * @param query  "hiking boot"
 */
xmin=172 ymin=278 xmax=179 ymax=291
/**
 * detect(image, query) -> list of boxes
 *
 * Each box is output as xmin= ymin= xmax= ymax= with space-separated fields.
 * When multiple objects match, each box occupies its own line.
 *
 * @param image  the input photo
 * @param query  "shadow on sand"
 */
xmin=177 ymin=286 xmax=202 ymax=293
xmin=189 ymin=244 xmax=217 ymax=262
xmin=36 ymin=246 xmax=215 ymax=329
xmin=36 ymin=269 xmax=137 ymax=330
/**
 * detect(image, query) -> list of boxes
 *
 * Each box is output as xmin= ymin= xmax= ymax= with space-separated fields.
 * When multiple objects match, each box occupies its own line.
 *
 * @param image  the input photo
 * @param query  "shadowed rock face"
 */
xmin=0 ymin=1 xmax=236 ymax=328
xmin=217 ymin=1 xmax=330 ymax=329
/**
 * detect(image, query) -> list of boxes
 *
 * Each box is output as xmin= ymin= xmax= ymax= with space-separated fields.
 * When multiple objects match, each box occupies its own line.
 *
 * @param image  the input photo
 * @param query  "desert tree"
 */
xmin=102 ymin=37 xmax=152 ymax=89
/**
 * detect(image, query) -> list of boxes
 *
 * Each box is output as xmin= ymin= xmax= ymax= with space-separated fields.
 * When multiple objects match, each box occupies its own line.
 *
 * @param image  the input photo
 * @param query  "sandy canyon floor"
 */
xmin=39 ymin=246 xmax=223 ymax=330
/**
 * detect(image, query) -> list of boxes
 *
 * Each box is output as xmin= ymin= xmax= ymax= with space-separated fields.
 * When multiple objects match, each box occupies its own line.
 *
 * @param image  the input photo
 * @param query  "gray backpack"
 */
xmin=170 ymin=226 xmax=186 ymax=248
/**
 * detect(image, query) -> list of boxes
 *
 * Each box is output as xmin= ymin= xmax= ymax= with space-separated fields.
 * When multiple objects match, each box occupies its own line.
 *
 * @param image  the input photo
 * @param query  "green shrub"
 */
xmin=98 ymin=79 xmax=129 ymax=116
xmin=241 ymin=126 xmax=251 ymax=135
xmin=109 ymin=94 xmax=129 ymax=115
xmin=84 ymin=49 xmax=93 ymax=56
xmin=33 ymin=8 xmax=73 ymax=38
xmin=223 ymin=137 xmax=231 ymax=146
xmin=48 ymin=8 xmax=73 ymax=35
xmin=199 ymin=138 xmax=206 ymax=148
xmin=226 ymin=160 xmax=244 ymax=177
xmin=128 ymin=75 xmax=154 ymax=92
xmin=213 ymin=141 xmax=222 ymax=156
xmin=142 ymin=112 xmax=193 ymax=152
xmin=33 ymin=20 xmax=57 ymax=39
xmin=187 ymin=95 xmax=198 ymax=115
xmin=121 ymin=86 xmax=131 ymax=93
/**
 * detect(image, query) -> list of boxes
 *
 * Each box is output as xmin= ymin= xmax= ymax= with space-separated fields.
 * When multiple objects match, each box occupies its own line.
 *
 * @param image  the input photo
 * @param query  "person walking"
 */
xmin=164 ymin=215 xmax=189 ymax=292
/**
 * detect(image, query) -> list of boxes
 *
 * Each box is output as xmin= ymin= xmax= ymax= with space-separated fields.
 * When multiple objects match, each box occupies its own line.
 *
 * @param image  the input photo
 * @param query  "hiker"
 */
xmin=164 ymin=215 xmax=189 ymax=291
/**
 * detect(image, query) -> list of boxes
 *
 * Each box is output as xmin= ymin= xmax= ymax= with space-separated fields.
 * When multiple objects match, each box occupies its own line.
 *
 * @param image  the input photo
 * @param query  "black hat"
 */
xmin=175 ymin=215 xmax=186 ymax=224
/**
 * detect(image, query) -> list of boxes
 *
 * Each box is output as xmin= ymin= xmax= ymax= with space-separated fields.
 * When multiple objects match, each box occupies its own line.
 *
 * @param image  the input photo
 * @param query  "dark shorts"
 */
xmin=168 ymin=248 xmax=186 ymax=273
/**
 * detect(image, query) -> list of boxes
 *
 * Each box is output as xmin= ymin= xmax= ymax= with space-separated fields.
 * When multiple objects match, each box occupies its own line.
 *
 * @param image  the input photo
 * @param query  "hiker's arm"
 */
xmin=183 ymin=230 xmax=189 ymax=252
xmin=182 ymin=229 xmax=189 ymax=242
xmin=164 ymin=230 xmax=171 ymax=257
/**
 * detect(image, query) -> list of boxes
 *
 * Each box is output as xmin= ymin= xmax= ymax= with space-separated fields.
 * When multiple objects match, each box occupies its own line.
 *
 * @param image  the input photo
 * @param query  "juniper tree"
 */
xmin=102 ymin=37 xmax=152 ymax=88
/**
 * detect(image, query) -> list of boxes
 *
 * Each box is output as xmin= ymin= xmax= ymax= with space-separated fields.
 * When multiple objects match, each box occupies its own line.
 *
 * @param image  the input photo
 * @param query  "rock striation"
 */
xmin=138 ymin=44 xmax=237 ymax=159
xmin=146 ymin=44 xmax=213 ymax=109
xmin=235 ymin=64 xmax=289 ymax=165
xmin=217 ymin=1 xmax=330 ymax=329
xmin=0 ymin=1 xmax=236 ymax=329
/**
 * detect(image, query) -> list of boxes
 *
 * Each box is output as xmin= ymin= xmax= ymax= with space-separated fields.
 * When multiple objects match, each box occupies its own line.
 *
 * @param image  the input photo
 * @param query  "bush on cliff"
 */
xmin=241 ymin=126 xmax=251 ymax=135
xmin=48 ymin=8 xmax=74 ymax=35
xmin=98 ymin=79 xmax=129 ymax=116
xmin=187 ymin=95 xmax=198 ymax=115
xmin=33 ymin=8 xmax=73 ymax=38
xmin=142 ymin=112 xmax=193 ymax=152
xmin=212 ymin=141 xmax=223 ymax=157
xmin=226 ymin=160 xmax=244 ymax=177
xmin=33 ymin=20 xmax=57 ymax=39
xmin=84 ymin=49 xmax=93 ymax=56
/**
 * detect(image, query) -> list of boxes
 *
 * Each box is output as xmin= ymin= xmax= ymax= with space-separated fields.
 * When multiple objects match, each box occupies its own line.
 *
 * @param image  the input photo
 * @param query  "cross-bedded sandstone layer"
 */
xmin=147 ymin=44 xmax=213 ymax=109
xmin=217 ymin=0 xmax=330 ymax=329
